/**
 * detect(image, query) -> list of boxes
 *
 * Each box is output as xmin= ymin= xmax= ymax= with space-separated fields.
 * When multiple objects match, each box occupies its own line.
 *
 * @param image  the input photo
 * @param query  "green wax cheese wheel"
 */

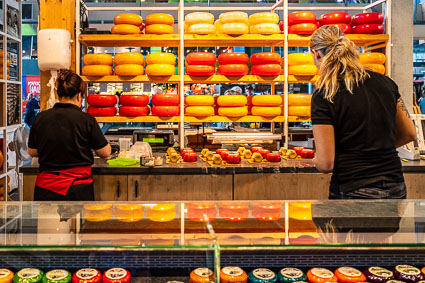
xmin=249 ymin=269 xmax=277 ymax=283
xmin=42 ymin=270 xmax=71 ymax=283
xmin=278 ymin=268 xmax=306 ymax=283
xmin=13 ymin=268 xmax=44 ymax=283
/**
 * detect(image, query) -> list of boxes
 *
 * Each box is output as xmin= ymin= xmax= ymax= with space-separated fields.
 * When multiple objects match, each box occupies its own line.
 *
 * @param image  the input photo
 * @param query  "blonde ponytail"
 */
xmin=310 ymin=25 xmax=369 ymax=102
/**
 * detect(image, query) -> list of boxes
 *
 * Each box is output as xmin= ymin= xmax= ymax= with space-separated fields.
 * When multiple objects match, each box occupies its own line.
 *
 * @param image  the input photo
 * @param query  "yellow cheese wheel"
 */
xmin=111 ymin=24 xmax=141 ymax=34
xmin=114 ymin=52 xmax=144 ymax=65
xmin=215 ymin=20 xmax=222 ymax=34
xmin=114 ymin=64 xmax=144 ymax=76
xmin=151 ymin=203 xmax=176 ymax=211
xmin=279 ymin=147 xmax=288 ymax=156
xmin=252 ymin=152 xmax=263 ymax=163
xmin=83 ymin=54 xmax=113 ymax=66
xmin=249 ymin=12 xmax=280 ymax=25
xmin=83 ymin=204 xmax=113 ymax=222
xmin=217 ymin=95 xmax=247 ymax=107
xmin=288 ymin=94 xmax=311 ymax=106
xmin=219 ymin=12 xmax=249 ymax=24
xmin=185 ymin=95 xmax=214 ymax=106
xmin=250 ymin=23 xmax=280 ymax=35
xmin=146 ymin=24 xmax=174 ymax=34
xmin=218 ymin=106 xmax=248 ymax=117
xmin=145 ymin=64 xmax=175 ymax=76
xmin=243 ymin=150 xmax=252 ymax=159
xmin=146 ymin=53 xmax=176 ymax=65
xmin=206 ymin=151 xmax=214 ymax=161
xmin=288 ymin=65 xmax=318 ymax=76
xmin=114 ymin=13 xmax=143 ymax=26
xmin=82 ymin=65 xmax=113 ymax=76
xmin=288 ymin=106 xmax=311 ymax=117
xmin=252 ymin=95 xmax=282 ymax=106
xmin=219 ymin=23 xmax=249 ymax=35
xmin=146 ymin=208 xmax=176 ymax=222
xmin=185 ymin=106 xmax=214 ymax=117
xmin=364 ymin=63 xmax=385 ymax=75
xmin=286 ymin=150 xmax=297 ymax=159
xmin=114 ymin=204 xmax=144 ymax=222
xmin=146 ymin=13 xmax=174 ymax=25
xmin=288 ymin=53 xmax=315 ymax=66
xmin=359 ymin=52 xmax=386 ymax=64
xmin=213 ymin=154 xmax=222 ymax=165
xmin=185 ymin=12 xmax=214 ymax=25
xmin=170 ymin=153 xmax=179 ymax=163
xmin=251 ymin=106 xmax=282 ymax=117
xmin=187 ymin=23 xmax=216 ymax=35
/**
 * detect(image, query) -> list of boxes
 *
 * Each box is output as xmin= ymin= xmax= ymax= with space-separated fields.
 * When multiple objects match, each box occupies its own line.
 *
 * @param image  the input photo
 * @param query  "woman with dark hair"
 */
xmin=28 ymin=70 xmax=111 ymax=201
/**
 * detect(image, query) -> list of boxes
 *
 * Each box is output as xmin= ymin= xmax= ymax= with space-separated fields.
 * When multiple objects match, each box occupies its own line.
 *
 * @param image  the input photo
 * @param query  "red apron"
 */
xmin=35 ymin=166 xmax=93 ymax=196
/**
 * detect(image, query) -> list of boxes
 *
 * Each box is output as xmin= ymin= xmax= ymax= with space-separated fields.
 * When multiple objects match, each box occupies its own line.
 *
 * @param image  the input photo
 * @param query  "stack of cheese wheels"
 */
xmin=114 ymin=204 xmax=144 ymax=222
xmin=152 ymin=93 xmax=180 ymax=116
xmin=87 ymin=93 xmax=117 ymax=117
xmin=217 ymin=95 xmax=248 ymax=117
xmin=185 ymin=12 xmax=216 ymax=34
xmin=288 ymin=11 xmax=317 ymax=34
xmin=186 ymin=52 xmax=216 ymax=76
xmin=218 ymin=53 xmax=249 ymax=76
xmin=82 ymin=54 xmax=113 ymax=77
xmin=187 ymin=202 xmax=217 ymax=222
xmin=319 ymin=12 xmax=351 ymax=34
xmin=185 ymin=95 xmax=215 ymax=117
xmin=111 ymin=13 xmax=143 ymax=34
xmin=146 ymin=53 xmax=176 ymax=76
xmin=250 ymin=52 xmax=281 ymax=76
xmin=145 ymin=13 xmax=174 ymax=34
xmin=359 ymin=52 xmax=386 ymax=75
xmin=288 ymin=53 xmax=318 ymax=77
xmin=288 ymin=93 xmax=311 ymax=118
xmin=119 ymin=93 xmax=150 ymax=117
xmin=146 ymin=203 xmax=176 ymax=222
xmin=251 ymin=95 xmax=282 ymax=117
xmin=352 ymin=12 xmax=384 ymax=34
xmin=83 ymin=204 xmax=113 ymax=222
xmin=218 ymin=11 xmax=249 ymax=35
xmin=249 ymin=12 xmax=280 ymax=35
xmin=0 ymin=52 xmax=11 ymax=80
xmin=114 ymin=52 xmax=144 ymax=76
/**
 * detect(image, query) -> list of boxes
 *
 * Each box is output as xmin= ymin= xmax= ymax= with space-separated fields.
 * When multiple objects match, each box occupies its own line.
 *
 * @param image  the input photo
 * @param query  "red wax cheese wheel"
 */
xmin=145 ymin=13 xmax=174 ymax=25
xmin=258 ymin=149 xmax=270 ymax=158
xmin=250 ymin=52 xmax=281 ymax=65
xmin=251 ymin=147 xmax=263 ymax=153
xmin=102 ymin=268 xmax=131 ymax=283
xmin=220 ymin=207 xmax=249 ymax=221
xmin=187 ymin=202 xmax=216 ymax=209
xmin=226 ymin=153 xmax=241 ymax=164
xmin=87 ymin=94 xmax=117 ymax=107
xmin=87 ymin=106 xmax=116 ymax=117
xmin=352 ymin=24 xmax=384 ymax=34
xmin=119 ymin=106 xmax=149 ymax=116
xmin=307 ymin=268 xmax=338 ymax=283
xmin=220 ymin=202 xmax=249 ymax=210
xmin=251 ymin=64 xmax=281 ymax=76
xmin=289 ymin=23 xmax=317 ymax=34
xmin=352 ymin=12 xmax=384 ymax=25
xmin=252 ymin=207 xmax=282 ymax=221
xmin=218 ymin=53 xmax=249 ymax=65
xmin=319 ymin=12 xmax=351 ymax=25
xmin=218 ymin=64 xmax=249 ymax=76
xmin=220 ymin=267 xmax=248 ymax=283
xmin=216 ymin=149 xmax=229 ymax=154
xmin=111 ymin=24 xmax=140 ymax=34
xmin=186 ymin=65 xmax=215 ymax=76
xmin=72 ymin=269 xmax=102 ymax=283
xmin=266 ymin=153 xmax=281 ymax=162
xmin=119 ymin=94 xmax=149 ymax=106
xmin=288 ymin=11 xmax=317 ymax=25
xmin=186 ymin=52 xmax=216 ymax=65
xmin=252 ymin=202 xmax=281 ymax=209
xmin=114 ymin=13 xmax=143 ymax=26
xmin=114 ymin=52 xmax=144 ymax=65
xmin=335 ymin=267 xmax=366 ymax=283
xmin=152 ymin=94 xmax=180 ymax=106
xmin=189 ymin=268 xmax=215 ymax=283
xmin=326 ymin=23 xmax=351 ymax=34
xmin=187 ymin=207 xmax=217 ymax=222
xmin=152 ymin=106 xmax=179 ymax=116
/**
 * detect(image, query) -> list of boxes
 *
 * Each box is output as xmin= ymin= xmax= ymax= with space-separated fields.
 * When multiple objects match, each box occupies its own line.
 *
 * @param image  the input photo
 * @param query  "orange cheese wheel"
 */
xmin=251 ymin=106 xmax=281 ymax=117
xmin=288 ymin=94 xmax=311 ymax=106
xmin=82 ymin=65 xmax=113 ymax=76
xmin=146 ymin=24 xmax=174 ymax=34
xmin=252 ymin=95 xmax=282 ymax=106
xmin=185 ymin=12 xmax=214 ymax=25
xmin=289 ymin=106 xmax=311 ymax=117
xmin=146 ymin=208 xmax=176 ymax=222
xmin=249 ymin=12 xmax=279 ymax=25
xmin=288 ymin=202 xmax=312 ymax=221
xmin=83 ymin=54 xmax=113 ymax=66
xmin=185 ymin=95 xmax=214 ymax=106
xmin=187 ymin=23 xmax=216 ymax=35
xmin=111 ymin=24 xmax=141 ymax=34
xmin=359 ymin=52 xmax=386 ymax=64
xmin=364 ymin=63 xmax=385 ymax=74
xmin=219 ymin=23 xmax=249 ymax=35
xmin=114 ymin=204 xmax=144 ymax=222
xmin=307 ymin=268 xmax=338 ymax=283
xmin=114 ymin=64 xmax=144 ymax=76
xmin=190 ymin=268 xmax=215 ymax=283
xmin=217 ymin=95 xmax=247 ymax=107
xmin=0 ymin=269 xmax=13 ymax=283
xmin=114 ymin=52 xmax=144 ymax=65
xmin=289 ymin=65 xmax=318 ymax=76
xmin=114 ymin=13 xmax=143 ymax=26
xmin=185 ymin=106 xmax=214 ymax=117
xmin=146 ymin=13 xmax=174 ymax=25
xmin=219 ymin=12 xmax=249 ymax=24
xmin=334 ymin=267 xmax=366 ymax=283
xmin=220 ymin=267 xmax=248 ymax=283
xmin=146 ymin=53 xmax=176 ymax=65
xmin=250 ymin=23 xmax=280 ymax=35
xmin=288 ymin=53 xmax=315 ymax=65
xmin=83 ymin=204 xmax=113 ymax=222
xmin=145 ymin=64 xmax=175 ymax=76
xmin=218 ymin=106 xmax=248 ymax=117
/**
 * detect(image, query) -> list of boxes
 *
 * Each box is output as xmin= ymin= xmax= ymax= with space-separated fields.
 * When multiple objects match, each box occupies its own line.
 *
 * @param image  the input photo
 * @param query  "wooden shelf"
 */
xmin=82 ymin=75 xmax=180 ymax=83
xmin=95 ymin=116 xmax=181 ymax=123
xmin=185 ymin=116 xmax=286 ymax=123
xmin=288 ymin=34 xmax=389 ymax=48
xmin=184 ymin=34 xmax=284 ymax=47
xmin=184 ymin=75 xmax=285 ymax=83
xmin=79 ymin=34 xmax=180 ymax=47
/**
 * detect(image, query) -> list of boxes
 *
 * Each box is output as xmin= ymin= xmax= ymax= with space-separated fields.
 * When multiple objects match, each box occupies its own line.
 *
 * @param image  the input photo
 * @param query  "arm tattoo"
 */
xmin=397 ymin=97 xmax=410 ymax=118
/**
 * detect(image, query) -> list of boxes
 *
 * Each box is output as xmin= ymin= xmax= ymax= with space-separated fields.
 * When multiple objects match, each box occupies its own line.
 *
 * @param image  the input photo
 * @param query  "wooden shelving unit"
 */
xmin=95 ymin=116 xmax=181 ymax=123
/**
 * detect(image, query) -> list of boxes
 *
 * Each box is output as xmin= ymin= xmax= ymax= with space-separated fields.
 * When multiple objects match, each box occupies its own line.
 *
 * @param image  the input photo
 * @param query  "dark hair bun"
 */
xmin=56 ymin=69 xmax=86 ymax=98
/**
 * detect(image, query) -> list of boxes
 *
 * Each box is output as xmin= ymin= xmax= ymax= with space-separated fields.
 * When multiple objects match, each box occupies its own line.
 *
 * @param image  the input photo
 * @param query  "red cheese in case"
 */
xmin=220 ymin=202 xmax=249 ymax=210
xmin=87 ymin=94 xmax=117 ymax=107
xmin=183 ymin=152 xmax=197 ymax=162
xmin=216 ymin=149 xmax=229 ymax=154
xmin=152 ymin=94 xmax=180 ymax=106
xmin=289 ymin=23 xmax=317 ymax=34
xmin=220 ymin=151 xmax=230 ymax=160
xmin=187 ymin=207 xmax=217 ymax=222
xmin=119 ymin=106 xmax=149 ymax=116
xmin=102 ymin=268 xmax=131 ymax=283
xmin=119 ymin=94 xmax=149 ymax=106
xmin=186 ymin=65 xmax=216 ymax=76
xmin=352 ymin=12 xmax=384 ymax=25
xmin=252 ymin=207 xmax=282 ymax=221
xmin=218 ymin=64 xmax=249 ymax=76
xmin=226 ymin=153 xmax=241 ymax=164
xmin=72 ymin=268 xmax=102 ymax=283
xmin=218 ymin=53 xmax=249 ymax=65
xmin=252 ymin=202 xmax=281 ymax=210
xmin=326 ymin=23 xmax=351 ymax=34
xmin=251 ymin=64 xmax=281 ymax=76
xmin=250 ymin=53 xmax=281 ymax=65
xmin=300 ymin=149 xmax=315 ymax=159
xmin=319 ymin=12 xmax=351 ymax=25
xmin=352 ymin=24 xmax=384 ymax=34
xmin=293 ymin=147 xmax=304 ymax=155
xmin=258 ymin=149 xmax=271 ymax=158
xmin=181 ymin=148 xmax=194 ymax=155
xmin=288 ymin=11 xmax=317 ymax=25
xmin=87 ymin=106 xmax=116 ymax=117
xmin=186 ymin=52 xmax=217 ymax=65
xmin=251 ymin=147 xmax=263 ymax=153
xmin=265 ymin=153 xmax=281 ymax=162
xmin=279 ymin=20 xmax=284 ymax=32
xmin=220 ymin=207 xmax=249 ymax=221
xmin=151 ymin=106 xmax=180 ymax=116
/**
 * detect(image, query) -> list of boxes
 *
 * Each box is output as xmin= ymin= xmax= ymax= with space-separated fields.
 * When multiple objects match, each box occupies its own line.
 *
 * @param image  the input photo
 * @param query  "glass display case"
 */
xmin=0 ymin=200 xmax=425 ymax=283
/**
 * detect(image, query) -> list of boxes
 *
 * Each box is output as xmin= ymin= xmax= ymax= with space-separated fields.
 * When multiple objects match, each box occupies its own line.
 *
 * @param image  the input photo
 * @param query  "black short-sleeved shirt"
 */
xmin=28 ymin=103 xmax=108 ymax=171
xmin=311 ymin=71 xmax=404 ymax=193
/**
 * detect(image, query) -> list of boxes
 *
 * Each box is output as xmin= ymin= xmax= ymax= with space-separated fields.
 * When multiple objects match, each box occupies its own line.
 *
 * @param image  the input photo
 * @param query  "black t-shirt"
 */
xmin=311 ymin=71 xmax=404 ymax=193
xmin=28 ymin=103 xmax=108 ymax=171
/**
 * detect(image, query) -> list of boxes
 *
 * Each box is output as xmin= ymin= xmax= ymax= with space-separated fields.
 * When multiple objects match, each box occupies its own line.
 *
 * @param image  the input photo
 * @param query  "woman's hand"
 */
xmin=395 ymin=98 xmax=416 ymax=148
xmin=312 ymin=124 xmax=335 ymax=173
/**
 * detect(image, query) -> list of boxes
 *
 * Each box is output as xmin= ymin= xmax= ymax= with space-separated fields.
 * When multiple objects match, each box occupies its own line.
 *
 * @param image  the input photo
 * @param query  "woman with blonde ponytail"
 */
xmin=310 ymin=25 xmax=416 ymax=199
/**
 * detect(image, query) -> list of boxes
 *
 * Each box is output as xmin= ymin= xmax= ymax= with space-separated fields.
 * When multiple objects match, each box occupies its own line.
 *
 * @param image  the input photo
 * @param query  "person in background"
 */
xmin=310 ymin=25 xmax=416 ymax=199
xmin=28 ymin=70 xmax=111 ymax=201
xmin=24 ymin=93 xmax=40 ymax=128
xmin=245 ymin=85 xmax=255 ymax=96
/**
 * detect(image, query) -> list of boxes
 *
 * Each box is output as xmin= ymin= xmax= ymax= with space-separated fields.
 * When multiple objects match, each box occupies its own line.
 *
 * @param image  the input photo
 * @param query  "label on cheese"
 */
xmin=387 ymin=281 xmax=406 ymax=283
xmin=368 ymin=267 xmax=393 ymax=278
xmin=222 ymin=267 xmax=243 ymax=276
xmin=253 ymin=269 xmax=275 ymax=280
xmin=194 ymin=268 xmax=213 ymax=277
xmin=17 ymin=269 xmax=40 ymax=279
xmin=280 ymin=268 xmax=304 ymax=279
xmin=46 ymin=270 xmax=68 ymax=281
xmin=338 ymin=267 xmax=362 ymax=277
xmin=76 ymin=269 xmax=97 ymax=280
xmin=105 ymin=269 xmax=126 ymax=280
xmin=395 ymin=265 xmax=420 ymax=275
xmin=310 ymin=268 xmax=334 ymax=279
xmin=0 ymin=269 xmax=11 ymax=279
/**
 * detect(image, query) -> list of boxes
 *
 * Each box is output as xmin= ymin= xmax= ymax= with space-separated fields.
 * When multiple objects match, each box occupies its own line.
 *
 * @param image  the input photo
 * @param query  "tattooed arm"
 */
xmin=395 ymin=97 xmax=416 ymax=147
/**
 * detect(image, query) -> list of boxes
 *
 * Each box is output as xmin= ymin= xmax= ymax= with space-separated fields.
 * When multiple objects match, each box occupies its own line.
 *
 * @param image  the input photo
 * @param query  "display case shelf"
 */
xmin=95 ymin=116 xmax=181 ymax=123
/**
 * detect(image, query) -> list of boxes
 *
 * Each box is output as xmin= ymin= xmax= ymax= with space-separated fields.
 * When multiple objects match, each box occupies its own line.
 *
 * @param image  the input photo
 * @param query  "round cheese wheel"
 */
xmin=252 ymin=95 xmax=282 ymax=106
xmin=119 ymin=106 xmax=149 ymax=116
xmin=0 ymin=269 xmax=14 ymax=283
xmin=251 ymin=52 xmax=281 ymax=65
xmin=14 ymin=269 xmax=44 ymax=283
xmin=146 ymin=207 xmax=176 ymax=222
xmin=252 ymin=207 xmax=282 ymax=221
xmin=111 ymin=24 xmax=140 ymax=34
xmin=189 ymin=268 xmax=214 ymax=283
xmin=253 ymin=202 xmax=281 ymax=210
xmin=82 ymin=65 xmax=113 ymax=76
xmin=288 ymin=53 xmax=314 ymax=66
xmin=288 ymin=202 xmax=313 ymax=221
xmin=102 ymin=268 xmax=130 ymax=283
xmin=187 ymin=202 xmax=216 ymax=209
xmin=251 ymin=106 xmax=281 ymax=117
xmin=187 ymin=23 xmax=216 ymax=35
xmin=145 ymin=24 xmax=174 ymax=34
xmin=43 ymin=270 xmax=71 ymax=283
xmin=146 ymin=13 xmax=174 ymax=25
xmin=217 ymin=95 xmax=247 ymax=107
xmin=150 ymin=203 xmax=176 ymax=211
xmin=352 ymin=24 xmax=384 ymax=34
xmin=186 ymin=52 xmax=216 ymax=65
xmin=307 ymin=268 xmax=338 ymax=283
xmin=152 ymin=106 xmax=179 ymax=116
xmin=83 ymin=54 xmax=113 ymax=66
xmin=335 ymin=267 xmax=366 ymax=283
xmin=352 ymin=12 xmax=384 ymax=25
xmin=319 ymin=12 xmax=351 ymax=25
xmin=114 ymin=52 xmax=144 ymax=65
xmin=364 ymin=64 xmax=385 ymax=75
xmin=364 ymin=267 xmax=394 ymax=282
xmin=185 ymin=95 xmax=214 ymax=106
xmin=219 ymin=207 xmax=249 ymax=221
xmin=288 ymin=11 xmax=317 ymax=25
xmin=393 ymin=265 xmax=424 ymax=283
xmin=249 ymin=12 xmax=279 ymax=25
xmin=219 ymin=11 xmax=249 ymax=24
xmin=186 ymin=65 xmax=215 ymax=76
xmin=359 ymin=52 xmax=386 ymax=64
xmin=288 ymin=65 xmax=318 ymax=76
xmin=185 ymin=12 xmax=214 ymax=25
xmin=220 ymin=202 xmax=249 ymax=210
xmin=145 ymin=64 xmax=175 ymax=76
xmin=120 ymin=94 xmax=149 ymax=106
xmin=87 ymin=106 xmax=117 ymax=117
xmin=289 ymin=23 xmax=317 ymax=34
xmin=288 ymin=106 xmax=311 ymax=117
xmin=146 ymin=53 xmax=176 ymax=65
xmin=220 ymin=267 xmax=248 ymax=283
xmin=83 ymin=204 xmax=113 ymax=221
xmin=187 ymin=207 xmax=217 ymax=222
xmin=218 ymin=106 xmax=248 ymax=117
xmin=218 ymin=53 xmax=249 ymax=65
xmin=219 ymin=23 xmax=249 ymax=35
xmin=218 ymin=64 xmax=249 ymax=76
xmin=250 ymin=23 xmax=280 ymax=35
xmin=248 ymin=269 xmax=277 ymax=283
xmin=185 ymin=106 xmax=214 ymax=116
xmin=152 ymin=94 xmax=179 ymax=106
xmin=278 ymin=268 xmax=306 ymax=283
xmin=87 ymin=94 xmax=117 ymax=107
xmin=114 ymin=64 xmax=144 ymax=76
xmin=288 ymin=94 xmax=311 ymax=106
xmin=71 ymin=269 xmax=101 ymax=283
xmin=251 ymin=64 xmax=281 ymax=76
xmin=114 ymin=204 xmax=144 ymax=222
xmin=325 ymin=23 xmax=351 ymax=34
xmin=114 ymin=13 xmax=143 ymax=26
